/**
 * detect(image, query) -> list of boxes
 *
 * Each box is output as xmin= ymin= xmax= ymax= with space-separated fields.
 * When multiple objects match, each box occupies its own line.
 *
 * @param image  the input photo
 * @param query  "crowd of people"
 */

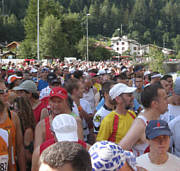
xmin=0 ymin=59 xmax=180 ymax=171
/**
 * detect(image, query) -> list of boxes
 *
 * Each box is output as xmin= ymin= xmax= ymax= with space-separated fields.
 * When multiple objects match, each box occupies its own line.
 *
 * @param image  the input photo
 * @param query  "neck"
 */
xmin=104 ymin=100 xmax=114 ymax=110
xmin=115 ymin=105 xmax=127 ymax=115
xmin=136 ymin=88 xmax=142 ymax=93
xmin=148 ymin=151 xmax=168 ymax=165
xmin=143 ymin=108 xmax=161 ymax=120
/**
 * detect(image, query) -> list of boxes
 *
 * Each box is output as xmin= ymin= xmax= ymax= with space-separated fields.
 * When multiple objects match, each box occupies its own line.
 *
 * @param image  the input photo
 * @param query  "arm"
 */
xmin=8 ymin=131 xmax=14 ymax=171
xmin=119 ymin=118 xmax=146 ymax=150
xmin=40 ymin=108 xmax=49 ymax=121
xmin=75 ymin=117 xmax=84 ymax=141
xmin=12 ymin=113 xmax=26 ymax=171
xmin=31 ymin=146 xmax=40 ymax=171
xmin=24 ymin=128 xmax=34 ymax=163
xmin=34 ymin=121 xmax=45 ymax=149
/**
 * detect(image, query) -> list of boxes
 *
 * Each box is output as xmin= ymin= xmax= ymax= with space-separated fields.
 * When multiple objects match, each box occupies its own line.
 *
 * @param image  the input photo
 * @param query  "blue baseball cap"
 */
xmin=145 ymin=120 xmax=172 ymax=140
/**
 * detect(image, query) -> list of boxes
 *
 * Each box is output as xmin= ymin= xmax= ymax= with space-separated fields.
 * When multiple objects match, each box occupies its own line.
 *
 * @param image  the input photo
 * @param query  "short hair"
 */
xmin=113 ymin=73 xmax=127 ymax=81
xmin=102 ymin=81 xmax=115 ymax=96
xmin=73 ymin=70 xmax=83 ymax=79
xmin=39 ymin=141 xmax=92 ymax=171
xmin=161 ymin=74 xmax=172 ymax=80
xmin=64 ymin=78 xmax=79 ymax=95
xmin=141 ymin=83 xmax=163 ymax=108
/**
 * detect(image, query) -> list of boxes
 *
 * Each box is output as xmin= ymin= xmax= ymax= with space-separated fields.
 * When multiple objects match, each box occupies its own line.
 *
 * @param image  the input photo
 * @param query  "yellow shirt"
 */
xmin=96 ymin=110 xmax=136 ymax=144
xmin=94 ymin=83 xmax=102 ymax=92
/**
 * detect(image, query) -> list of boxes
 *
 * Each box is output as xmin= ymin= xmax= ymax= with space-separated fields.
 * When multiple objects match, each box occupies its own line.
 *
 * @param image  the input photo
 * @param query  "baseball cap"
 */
xmin=49 ymin=87 xmax=68 ymax=99
xmin=47 ymin=73 xmax=57 ymax=82
xmin=89 ymin=141 xmax=137 ymax=171
xmin=145 ymin=120 xmax=172 ymax=140
xmin=13 ymin=80 xmax=37 ymax=93
xmin=51 ymin=114 xmax=78 ymax=142
xmin=97 ymin=69 xmax=106 ymax=75
xmin=144 ymin=71 xmax=151 ymax=77
xmin=7 ymin=75 xmax=22 ymax=84
xmin=174 ymin=77 xmax=180 ymax=95
xmin=151 ymin=72 xmax=162 ymax=79
xmin=109 ymin=83 xmax=136 ymax=100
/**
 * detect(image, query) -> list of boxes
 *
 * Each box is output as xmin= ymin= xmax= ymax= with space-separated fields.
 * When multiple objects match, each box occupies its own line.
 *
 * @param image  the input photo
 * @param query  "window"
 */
xmin=117 ymin=42 xmax=119 ymax=45
xmin=134 ymin=47 xmax=137 ymax=50
xmin=122 ymin=42 xmax=124 ymax=45
xmin=122 ymin=47 xmax=125 ymax=50
xmin=117 ymin=48 xmax=119 ymax=51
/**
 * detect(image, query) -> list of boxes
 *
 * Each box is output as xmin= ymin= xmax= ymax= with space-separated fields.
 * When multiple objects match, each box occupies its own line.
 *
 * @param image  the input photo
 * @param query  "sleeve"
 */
xmin=96 ymin=115 xmax=112 ymax=141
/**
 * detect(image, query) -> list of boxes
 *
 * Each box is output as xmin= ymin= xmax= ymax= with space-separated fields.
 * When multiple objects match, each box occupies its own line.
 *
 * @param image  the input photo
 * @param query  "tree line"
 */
xmin=0 ymin=0 xmax=179 ymax=60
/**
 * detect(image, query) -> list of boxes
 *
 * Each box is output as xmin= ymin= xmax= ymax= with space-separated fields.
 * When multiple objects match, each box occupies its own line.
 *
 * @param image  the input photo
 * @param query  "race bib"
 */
xmin=0 ymin=155 xmax=8 ymax=171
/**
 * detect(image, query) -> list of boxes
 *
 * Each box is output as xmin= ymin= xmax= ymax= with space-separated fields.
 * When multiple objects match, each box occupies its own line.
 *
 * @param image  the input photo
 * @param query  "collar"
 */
xmin=103 ymin=104 xmax=113 ymax=111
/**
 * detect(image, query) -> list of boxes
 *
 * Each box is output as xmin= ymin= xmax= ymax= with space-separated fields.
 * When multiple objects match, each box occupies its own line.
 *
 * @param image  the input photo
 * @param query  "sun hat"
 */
xmin=174 ymin=77 xmax=180 ymax=96
xmin=13 ymin=80 xmax=37 ymax=93
xmin=49 ymin=87 xmax=68 ymax=100
xmin=51 ymin=114 xmax=78 ymax=142
xmin=145 ymin=120 xmax=172 ymax=140
xmin=89 ymin=141 xmax=137 ymax=171
xmin=109 ymin=83 xmax=136 ymax=100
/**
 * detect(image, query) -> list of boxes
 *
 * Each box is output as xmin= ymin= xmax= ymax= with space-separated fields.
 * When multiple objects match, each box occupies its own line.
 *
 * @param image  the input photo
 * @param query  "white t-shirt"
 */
xmin=83 ymin=88 xmax=95 ymax=112
xmin=160 ymin=104 xmax=180 ymax=123
xmin=93 ymin=105 xmax=112 ymax=134
xmin=169 ymin=115 xmax=180 ymax=157
xmin=39 ymin=86 xmax=51 ymax=99
xmin=136 ymin=152 xmax=180 ymax=171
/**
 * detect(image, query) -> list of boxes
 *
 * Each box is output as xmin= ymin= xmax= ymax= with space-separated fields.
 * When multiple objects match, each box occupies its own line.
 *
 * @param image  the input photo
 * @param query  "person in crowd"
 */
xmin=133 ymin=75 xmax=144 ymax=105
xmin=13 ymin=80 xmax=49 ymax=122
xmin=150 ymin=72 xmax=162 ymax=84
xmin=0 ymin=99 xmax=13 ymax=171
xmin=143 ymin=71 xmax=151 ymax=85
xmin=13 ymin=96 xmax=36 ymax=171
xmin=96 ymin=83 xmax=137 ymax=144
xmin=168 ymin=115 xmax=180 ymax=157
xmin=93 ymin=81 xmax=115 ymax=135
xmin=161 ymin=74 xmax=173 ymax=95
xmin=119 ymin=83 xmax=168 ymax=156
xmin=34 ymin=87 xmax=83 ymax=149
xmin=6 ymin=74 xmax=22 ymax=90
xmin=65 ymin=78 xmax=93 ymax=143
xmin=113 ymin=72 xmax=128 ymax=85
xmin=89 ymin=140 xmax=147 ymax=171
xmin=37 ymin=68 xmax=49 ymax=91
xmin=83 ymin=77 xmax=96 ymax=113
xmin=160 ymin=76 xmax=180 ymax=123
xmin=32 ymin=114 xmax=90 ymax=171
xmin=160 ymin=79 xmax=170 ymax=96
xmin=0 ymin=80 xmax=26 ymax=171
xmin=39 ymin=141 xmax=92 ymax=171
xmin=136 ymin=120 xmax=180 ymax=170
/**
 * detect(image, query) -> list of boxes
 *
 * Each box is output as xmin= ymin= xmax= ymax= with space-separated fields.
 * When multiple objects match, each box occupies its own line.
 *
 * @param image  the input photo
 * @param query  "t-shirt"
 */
xmin=96 ymin=110 xmax=136 ymax=144
xmin=136 ymin=153 xmax=180 ymax=171
xmin=39 ymin=86 xmax=51 ymax=99
xmin=93 ymin=105 xmax=112 ymax=134
xmin=160 ymin=104 xmax=180 ymax=123
xmin=38 ymin=80 xmax=48 ymax=91
xmin=169 ymin=115 xmax=180 ymax=157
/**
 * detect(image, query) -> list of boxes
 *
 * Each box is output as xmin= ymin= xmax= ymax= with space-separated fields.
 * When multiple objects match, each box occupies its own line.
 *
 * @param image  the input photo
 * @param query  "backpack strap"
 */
xmin=108 ymin=114 xmax=119 ymax=142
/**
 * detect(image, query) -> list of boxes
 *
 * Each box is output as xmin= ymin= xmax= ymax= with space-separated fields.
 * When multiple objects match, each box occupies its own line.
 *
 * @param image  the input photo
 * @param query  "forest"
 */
xmin=0 ymin=0 xmax=179 ymax=59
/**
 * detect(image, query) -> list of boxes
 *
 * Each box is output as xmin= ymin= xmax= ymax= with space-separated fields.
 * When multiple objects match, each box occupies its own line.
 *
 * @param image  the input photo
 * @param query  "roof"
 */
xmin=6 ymin=41 xmax=20 ymax=48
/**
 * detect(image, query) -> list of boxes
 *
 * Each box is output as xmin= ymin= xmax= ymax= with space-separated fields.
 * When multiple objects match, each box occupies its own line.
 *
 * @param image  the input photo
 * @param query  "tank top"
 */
xmin=44 ymin=113 xmax=78 ymax=141
xmin=132 ymin=115 xmax=150 ymax=157
xmin=33 ymin=101 xmax=47 ymax=123
xmin=0 ymin=129 xmax=8 ymax=171
xmin=0 ymin=111 xmax=16 ymax=170
xmin=40 ymin=138 xmax=87 ymax=154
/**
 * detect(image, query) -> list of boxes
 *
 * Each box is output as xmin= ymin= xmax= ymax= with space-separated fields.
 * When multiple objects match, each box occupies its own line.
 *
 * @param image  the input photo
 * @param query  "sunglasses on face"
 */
xmin=0 ymin=89 xmax=8 ymax=94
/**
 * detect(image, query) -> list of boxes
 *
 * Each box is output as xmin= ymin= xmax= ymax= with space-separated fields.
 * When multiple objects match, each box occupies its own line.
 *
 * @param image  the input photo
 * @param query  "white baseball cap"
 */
xmin=51 ymin=114 xmax=78 ymax=142
xmin=109 ymin=83 xmax=136 ymax=100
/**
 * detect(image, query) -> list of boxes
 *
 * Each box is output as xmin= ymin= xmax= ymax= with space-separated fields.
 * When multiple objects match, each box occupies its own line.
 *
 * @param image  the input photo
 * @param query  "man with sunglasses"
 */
xmin=0 ymin=80 xmax=26 ymax=171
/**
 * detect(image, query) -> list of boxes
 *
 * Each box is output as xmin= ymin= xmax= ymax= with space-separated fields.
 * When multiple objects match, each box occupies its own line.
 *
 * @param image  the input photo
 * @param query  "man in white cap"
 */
xmin=96 ymin=83 xmax=137 ymax=144
xmin=32 ymin=114 xmax=90 ymax=171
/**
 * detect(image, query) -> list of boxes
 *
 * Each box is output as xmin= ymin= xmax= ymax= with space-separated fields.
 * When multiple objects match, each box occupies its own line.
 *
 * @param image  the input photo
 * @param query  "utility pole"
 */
xmin=37 ymin=0 xmax=40 ymax=61
xmin=121 ymin=24 xmax=122 ymax=36
xmin=86 ymin=13 xmax=90 ymax=62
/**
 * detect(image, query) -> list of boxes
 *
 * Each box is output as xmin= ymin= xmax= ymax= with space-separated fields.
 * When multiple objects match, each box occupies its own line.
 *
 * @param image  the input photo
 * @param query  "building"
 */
xmin=111 ymin=36 xmax=141 ymax=56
